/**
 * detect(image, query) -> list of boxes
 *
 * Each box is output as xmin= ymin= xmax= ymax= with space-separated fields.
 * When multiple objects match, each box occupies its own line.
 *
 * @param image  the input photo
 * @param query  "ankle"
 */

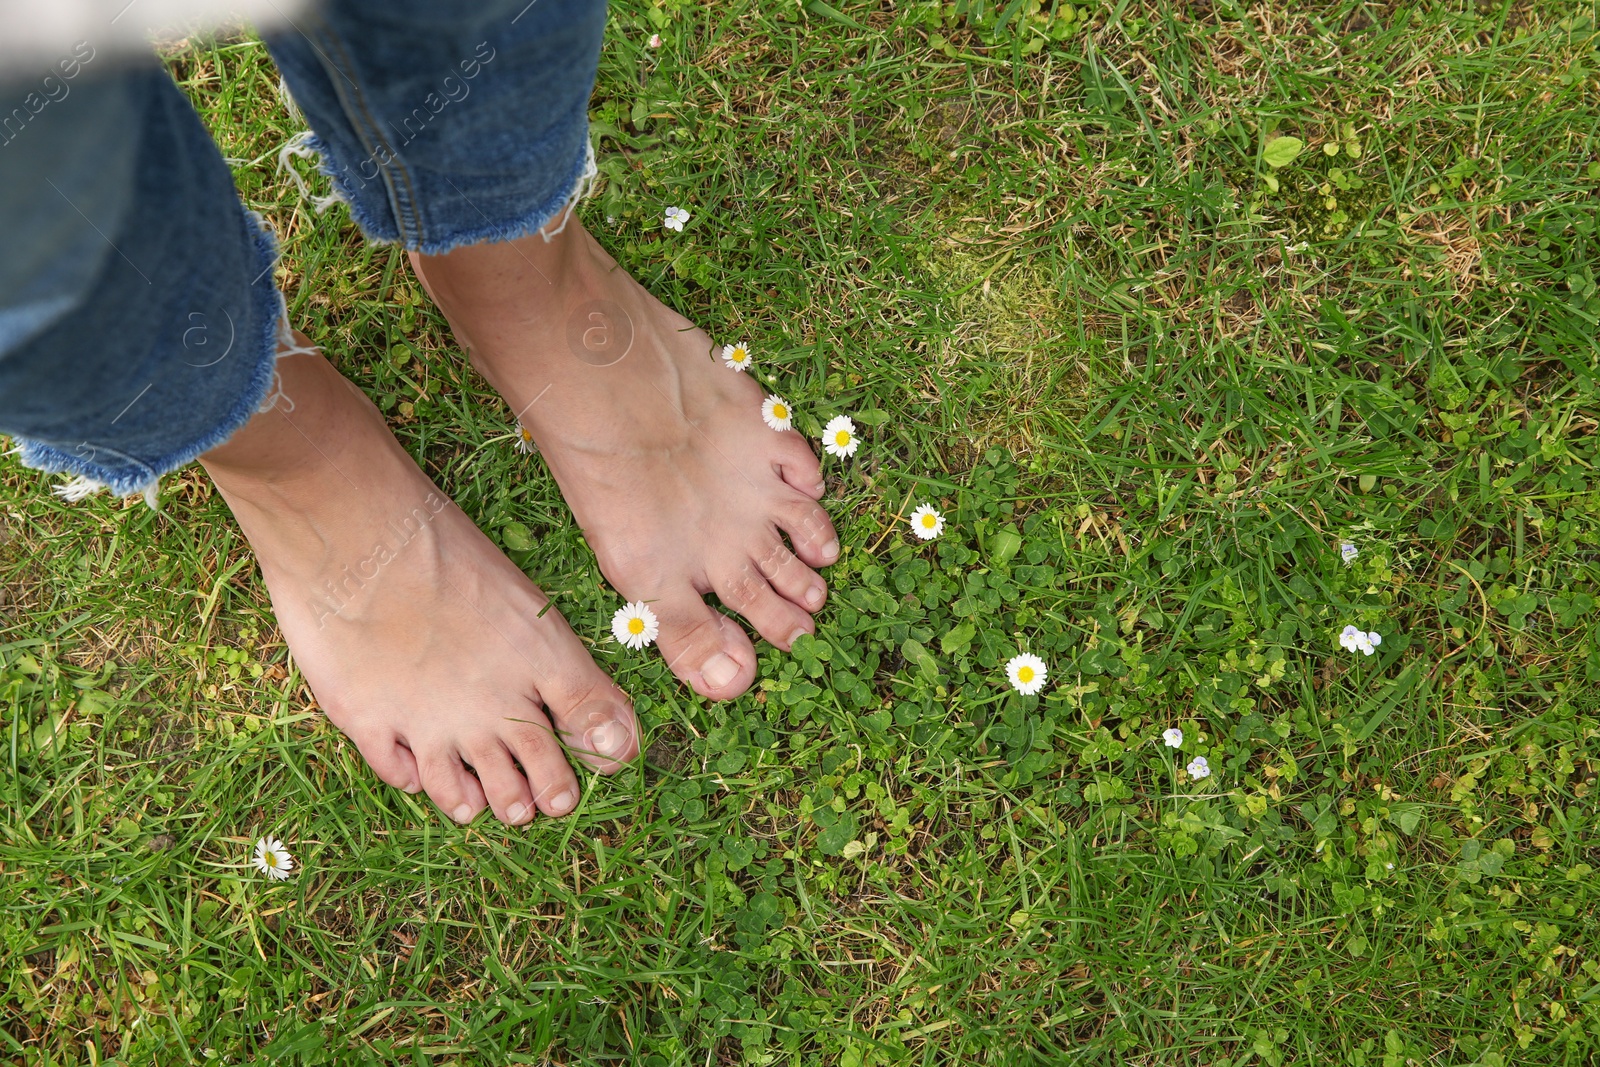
xmin=410 ymin=219 xmax=599 ymax=321
xmin=200 ymin=349 xmax=377 ymax=497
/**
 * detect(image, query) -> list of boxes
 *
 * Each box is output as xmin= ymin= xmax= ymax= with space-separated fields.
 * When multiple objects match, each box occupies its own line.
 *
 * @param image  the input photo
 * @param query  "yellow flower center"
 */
xmin=922 ymin=514 xmax=937 ymax=527
xmin=1017 ymin=666 xmax=1034 ymax=683
xmin=628 ymin=617 xmax=645 ymax=635
xmin=773 ymin=404 xmax=787 ymax=419
xmin=733 ymin=348 xmax=746 ymax=361
xmin=835 ymin=431 xmax=851 ymax=446
xmin=520 ymin=428 xmax=533 ymax=442
xmin=263 ymin=853 xmax=278 ymax=867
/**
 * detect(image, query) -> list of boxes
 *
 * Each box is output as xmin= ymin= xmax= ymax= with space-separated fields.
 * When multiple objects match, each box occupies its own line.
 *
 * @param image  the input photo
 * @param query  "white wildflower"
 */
xmin=252 ymin=836 xmax=294 ymax=880
xmin=1005 ymin=653 xmax=1047 ymax=696
xmin=822 ymin=415 xmax=859 ymax=458
xmin=909 ymin=504 xmax=945 ymax=540
xmin=610 ymin=601 xmax=660 ymax=650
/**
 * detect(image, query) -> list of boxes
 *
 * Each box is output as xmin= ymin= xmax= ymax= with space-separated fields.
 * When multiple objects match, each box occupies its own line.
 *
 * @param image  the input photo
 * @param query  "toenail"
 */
xmin=550 ymin=789 xmax=578 ymax=815
xmin=508 ymin=802 xmax=530 ymax=824
xmin=701 ymin=652 xmax=739 ymax=689
xmin=822 ymin=539 xmax=840 ymax=562
xmin=452 ymin=803 xmax=475 ymax=824
xmin=806 ymin=584 xmax=826 ymax=609
xmin=585 ymin=719 xmax=632 ymax=759
xmin=788 ymin=629 xmax=810 ymax=649
xmin=812 ymin=481 xmax=827 ymax=496
xmin=405 ymin=781 xmax=422 ymax=794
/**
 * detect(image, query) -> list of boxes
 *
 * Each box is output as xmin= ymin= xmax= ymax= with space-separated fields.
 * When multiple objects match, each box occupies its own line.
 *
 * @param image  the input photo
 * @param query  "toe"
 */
xmin=776 ymin=495 xmax=840 ymax=568
xmin=417 ymin=748 xmax=488 ymax=825
xmin=752 ymin=537 xmax=827 ymax=614
xmin=462 ymin=739 xmax=539 ymax=825
xmin=351 ymin=731 xmax=422 ymax=794
xmin=654 ymin=592 xmax=757 ymax=700
xmin=538 ymin=667 xmax=640 ymax=776
xmin=775 ymin=437 xmax=826 ymax=499
xmin=499 ymin=708 xmax=586 ymax=814
xmin=714 ymin=558 xmax=815 ymax=651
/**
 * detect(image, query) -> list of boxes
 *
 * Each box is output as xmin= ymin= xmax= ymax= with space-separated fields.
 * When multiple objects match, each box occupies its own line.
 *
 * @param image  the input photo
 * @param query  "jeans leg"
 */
xmin=0 ymin=62 xmax=284 ymax=501
xmin=264 ymin=0 xmax=608 ymax=254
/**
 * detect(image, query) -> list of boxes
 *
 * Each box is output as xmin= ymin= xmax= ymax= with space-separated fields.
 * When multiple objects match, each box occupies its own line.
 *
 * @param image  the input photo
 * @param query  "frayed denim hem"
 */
xmin=281 ymin=129 xmax=598 ymax=256
xmin=10 ymin=210 xmax=286 ymax=507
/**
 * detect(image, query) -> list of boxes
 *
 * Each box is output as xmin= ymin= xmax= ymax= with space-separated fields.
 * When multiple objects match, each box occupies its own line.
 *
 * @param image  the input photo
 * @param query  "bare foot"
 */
xmin=411 ymin=221 xmax=839 ymax=700
xmin=201 ymin=344 xmax=639 ymax=825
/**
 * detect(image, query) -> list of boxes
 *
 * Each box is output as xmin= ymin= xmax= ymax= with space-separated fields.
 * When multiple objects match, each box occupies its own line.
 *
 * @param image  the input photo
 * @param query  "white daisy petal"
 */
xmin=721 ymin=343 xmax=753 ymax=372
xmin=761 ymin=395 xmax=794 ymax=431
xmin=252 ymin=835 xmax=295 ymax=881
xmin=1162 ymin=727 xmax=1183 ymax=748
xmin=1005 ymin=653 xmax=1047 ymax=696
xmin=610 ymin=601 xmax=660 ymax=650
xmin=822 ymin=415 xmax=858 ymax=458
xmin=908 ymin=504 xmax=945 ymax=540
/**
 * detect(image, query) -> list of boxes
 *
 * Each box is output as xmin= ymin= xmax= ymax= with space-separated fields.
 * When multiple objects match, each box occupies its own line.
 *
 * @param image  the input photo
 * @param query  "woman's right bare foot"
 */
xmin=201 ymin=343 xmax=638 ymax=826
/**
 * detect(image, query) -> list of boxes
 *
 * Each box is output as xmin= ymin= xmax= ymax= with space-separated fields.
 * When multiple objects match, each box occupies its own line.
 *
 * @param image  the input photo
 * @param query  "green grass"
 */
xmin=5 ymin=1 xmax=1600 ymax=1063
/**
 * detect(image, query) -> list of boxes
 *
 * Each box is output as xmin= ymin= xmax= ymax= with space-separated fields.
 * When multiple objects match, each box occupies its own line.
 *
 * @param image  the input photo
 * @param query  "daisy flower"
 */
xmin=822 ymin=415 xmax=859 ymax=458
xmin=1005 ymin=653 xmax=1047 ymax=696
xmin=1162 ymin=727 xmax=1183 ymax=748
xmin=611 ymin=601 xmax=660 ymax=650
xmin=908 ymin=504 xmax=945 ymax=541
xmin=1340 ymin=542 xmax=1359 ymax=564
xmin=761 ymin=395 xmax=793 ymax=432
xmin=513 ymin=422 xmax=536 ymax=455
xmin=721 ymin=342 xmax=753 ymax=372
xmin=663 ymin=206 xmax=690 ymax=232
xmin=252 ymin=836 xmax=294 ymax=881
xmin=1187 ymin=756 xmax=1211 ymax=780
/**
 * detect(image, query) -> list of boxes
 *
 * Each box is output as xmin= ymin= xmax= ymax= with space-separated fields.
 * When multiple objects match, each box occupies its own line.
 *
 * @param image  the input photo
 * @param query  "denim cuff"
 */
xmin=9 ymin=210 xmax=284 ymax=504
xmin=264 ymin=0 xmax=608 ymax=255
xmin=0 ymin=64 xmax=291 ymax=505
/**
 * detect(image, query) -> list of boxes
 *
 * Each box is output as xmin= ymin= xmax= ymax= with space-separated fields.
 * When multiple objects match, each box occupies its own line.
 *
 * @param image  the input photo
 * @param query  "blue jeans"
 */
xmin=0 ymin=0 xmax=606 ymax=499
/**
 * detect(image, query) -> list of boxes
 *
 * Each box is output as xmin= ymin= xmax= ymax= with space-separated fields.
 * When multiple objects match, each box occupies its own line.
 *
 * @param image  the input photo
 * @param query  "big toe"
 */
xmin=654 ymin=593 xmax=757 ymax=700
xmin=543 ymin=671 xmax=641 ymax=773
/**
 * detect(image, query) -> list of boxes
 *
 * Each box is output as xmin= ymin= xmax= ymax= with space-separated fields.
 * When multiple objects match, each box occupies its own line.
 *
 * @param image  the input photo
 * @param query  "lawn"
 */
xmin=4 ymin=1 xmax=1600 ymax=1063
